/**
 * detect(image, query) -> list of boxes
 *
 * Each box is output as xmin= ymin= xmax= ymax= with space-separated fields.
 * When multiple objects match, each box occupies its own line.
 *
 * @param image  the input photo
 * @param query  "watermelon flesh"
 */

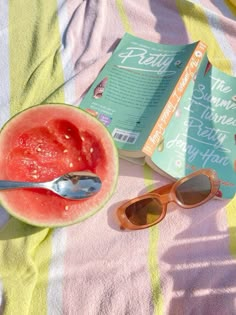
xmin=0 ymin=104 xmax=118 ymax=227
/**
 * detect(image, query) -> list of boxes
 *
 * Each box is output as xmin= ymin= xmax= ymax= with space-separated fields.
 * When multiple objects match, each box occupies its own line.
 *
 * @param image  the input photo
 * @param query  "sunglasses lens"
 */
xmin=125 ymin=197 xmax=163 ymax=226
xmin=176 ymin=174 xmax=211 ymax=205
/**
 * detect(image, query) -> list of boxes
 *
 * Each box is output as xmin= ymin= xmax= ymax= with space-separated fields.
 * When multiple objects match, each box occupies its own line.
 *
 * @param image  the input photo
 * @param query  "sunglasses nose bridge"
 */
xmin=158 ymin=192 xmax=172 ymax=205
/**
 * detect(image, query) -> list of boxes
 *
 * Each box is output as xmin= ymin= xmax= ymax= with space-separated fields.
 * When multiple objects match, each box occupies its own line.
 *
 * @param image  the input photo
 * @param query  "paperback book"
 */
xmin=79 ymin=33 xmax=236 ymax=199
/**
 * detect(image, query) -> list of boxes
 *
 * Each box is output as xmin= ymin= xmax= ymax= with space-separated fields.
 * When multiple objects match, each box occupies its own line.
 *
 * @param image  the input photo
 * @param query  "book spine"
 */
xmin=142 ymin=41 xmax=207 ymax=157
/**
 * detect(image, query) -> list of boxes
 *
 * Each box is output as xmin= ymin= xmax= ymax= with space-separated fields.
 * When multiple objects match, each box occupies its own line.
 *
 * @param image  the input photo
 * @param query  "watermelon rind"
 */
xmin=0 ymin=103 xmax=119 ymax=227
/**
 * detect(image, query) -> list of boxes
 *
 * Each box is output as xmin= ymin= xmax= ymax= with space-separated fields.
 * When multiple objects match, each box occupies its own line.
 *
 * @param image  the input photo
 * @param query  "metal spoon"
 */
xmin=0 ymin=171 xmax=102 ymax=200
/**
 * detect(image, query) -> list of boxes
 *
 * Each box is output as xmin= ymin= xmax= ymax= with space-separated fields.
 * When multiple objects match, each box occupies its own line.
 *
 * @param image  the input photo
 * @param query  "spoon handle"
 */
xmin=0 ymin=180 xmax=44 ymax=191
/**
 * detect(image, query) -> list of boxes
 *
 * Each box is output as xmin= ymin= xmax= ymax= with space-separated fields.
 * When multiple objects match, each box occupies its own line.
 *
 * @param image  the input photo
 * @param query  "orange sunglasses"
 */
xmin=117 ymin=168 xmax=220 ymax=230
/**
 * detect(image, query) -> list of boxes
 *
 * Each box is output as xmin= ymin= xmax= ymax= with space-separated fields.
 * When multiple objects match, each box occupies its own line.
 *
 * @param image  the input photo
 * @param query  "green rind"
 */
xmin=0 ymin=103 xmax=119 ymax=227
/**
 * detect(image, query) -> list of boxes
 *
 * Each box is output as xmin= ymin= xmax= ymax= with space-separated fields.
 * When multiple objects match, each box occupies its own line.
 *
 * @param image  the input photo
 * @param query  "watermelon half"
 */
xmin=0 ymin=104 xmax=119 ymax=227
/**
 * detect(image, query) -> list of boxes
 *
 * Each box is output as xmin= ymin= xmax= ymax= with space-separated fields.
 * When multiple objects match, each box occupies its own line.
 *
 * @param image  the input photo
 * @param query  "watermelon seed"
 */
xmin=36 ymin=147 xmax=42 ymax=152
xmin=69 ymin=162 xmax=73 ymax=168
xmin=63 ymin=149 xmax=68 ymax=153
xmin=64 ymin=134 xmax=70 ymax=139
xmin=65 ymin=206 xmax=69 ymax=211
xmin=81 ymin=136 xmax=85 ymax=141
xmin=32 ymin=174 xmax=39 ymax=179
xmin=90 ymin=147 xmax=94 ymax=153
xmin=32 ymin=170 xmax=38 ymax=174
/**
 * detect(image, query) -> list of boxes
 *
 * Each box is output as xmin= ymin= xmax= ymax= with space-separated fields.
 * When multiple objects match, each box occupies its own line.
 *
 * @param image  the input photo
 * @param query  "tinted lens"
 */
xmin=125 ymin=197 xmax=163 ymax=226
xmin=176 ymin=174 xmax=211 ymax=205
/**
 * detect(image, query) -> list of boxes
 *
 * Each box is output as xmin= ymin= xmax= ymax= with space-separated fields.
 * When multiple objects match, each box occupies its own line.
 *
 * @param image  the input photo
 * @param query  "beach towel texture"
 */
xmin=0 ymin=0 xmax=236 ymax=314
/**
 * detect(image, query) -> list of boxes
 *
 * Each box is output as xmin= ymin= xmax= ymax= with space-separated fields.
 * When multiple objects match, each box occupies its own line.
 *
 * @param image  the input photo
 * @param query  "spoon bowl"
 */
xmin=0 ymin=171 xmax=102 ymax=200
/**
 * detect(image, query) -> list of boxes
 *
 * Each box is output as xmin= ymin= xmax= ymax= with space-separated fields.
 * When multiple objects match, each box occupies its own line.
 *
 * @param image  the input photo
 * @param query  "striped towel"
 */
xmin=0 ymin=1 xmax=236 ymax=314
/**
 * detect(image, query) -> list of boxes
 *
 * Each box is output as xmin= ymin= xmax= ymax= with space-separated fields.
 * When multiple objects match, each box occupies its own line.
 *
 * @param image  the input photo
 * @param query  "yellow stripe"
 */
xmin=0 ymin=218 xmax=51 ymax=315
xmin=115 ymin=0 xmax=134 ymax=33
xmin=9 ymin=0 xmax=65 ymax=117
xmin=29 ymin=230 xmax=53 ymax=315
xmin=6 ymin=0 xmax=64 ymax=313
xmin=144 ymin=165 xmax=163 ymax=315
xmin=226 ymin=196 xmax=236 ymax=257
xmin=176 ymin=0 xmax=232 ymax=75
xmin=226 ymin=0 xmax=236 ymax=15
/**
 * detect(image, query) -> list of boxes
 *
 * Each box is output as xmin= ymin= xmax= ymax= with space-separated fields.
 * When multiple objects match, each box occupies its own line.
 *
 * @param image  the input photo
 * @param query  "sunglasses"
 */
xmin=117 ymin=168 xmax=220 ymax=230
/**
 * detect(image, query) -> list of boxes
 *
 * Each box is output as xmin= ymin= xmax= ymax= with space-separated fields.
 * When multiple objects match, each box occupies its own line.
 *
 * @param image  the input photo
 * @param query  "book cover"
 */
xmin=149 ymin=55 xmax=236 ymax=198
xmin=79 ymin=33 xmax=204 ymax=156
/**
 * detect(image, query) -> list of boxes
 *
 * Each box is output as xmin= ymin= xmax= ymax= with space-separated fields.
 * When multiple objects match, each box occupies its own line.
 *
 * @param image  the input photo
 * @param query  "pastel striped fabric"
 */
xmin=0 ymin=1 xmax=236 ymax=314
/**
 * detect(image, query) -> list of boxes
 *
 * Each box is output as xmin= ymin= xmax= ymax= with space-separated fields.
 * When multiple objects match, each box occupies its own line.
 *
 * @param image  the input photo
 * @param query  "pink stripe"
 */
xmin=62 ymin=160 xmax=155 ymax=314
xmin=62 ymin=0 xmax=125 ymax=104
xmin=122 ymin=0 xmax=189 ymax=44
xmin=158 ymin=198 xmax=233 ymax=314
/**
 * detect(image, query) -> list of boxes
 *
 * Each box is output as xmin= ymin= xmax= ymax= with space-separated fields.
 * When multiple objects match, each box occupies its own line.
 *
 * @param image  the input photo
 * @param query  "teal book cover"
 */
xmin=79 ymin=33 xmax=203 ymax=155
xmin=150 ymin=55 xmax=236 ymax=199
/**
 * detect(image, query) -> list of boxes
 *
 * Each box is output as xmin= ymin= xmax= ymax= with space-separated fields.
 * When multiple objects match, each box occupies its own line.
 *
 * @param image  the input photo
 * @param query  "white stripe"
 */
xmin=0 ymin=279 xmax=4 ymax=311
xmin=175 ymin=287 xmax=236 ymax=297
xmin=174 ymin=259 xmax=236 ymax=271
xmin=194 ymin=0 xmax=236 ymax=74
xmin=47 ymin=228 xmax=67 ymax=314
xmin=0 ymin=1 xmax=10 ymax=127
xmin=57 ymin=0 xmax=76 ymax=104
xmin=172 ymin=233 xmax=229 ymax=246
xmin=193 ymin=287 xmax=236 ymax=297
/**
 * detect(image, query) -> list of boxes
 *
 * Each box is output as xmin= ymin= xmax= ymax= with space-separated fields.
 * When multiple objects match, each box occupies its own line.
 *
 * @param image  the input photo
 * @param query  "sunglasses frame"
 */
xmin=117 ymin=168 xmax=220 ymax=230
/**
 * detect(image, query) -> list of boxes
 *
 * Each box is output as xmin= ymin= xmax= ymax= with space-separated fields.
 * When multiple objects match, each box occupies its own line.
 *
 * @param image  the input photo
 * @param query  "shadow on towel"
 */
xmin=0 ymin=217 xmax=45 ymax=240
